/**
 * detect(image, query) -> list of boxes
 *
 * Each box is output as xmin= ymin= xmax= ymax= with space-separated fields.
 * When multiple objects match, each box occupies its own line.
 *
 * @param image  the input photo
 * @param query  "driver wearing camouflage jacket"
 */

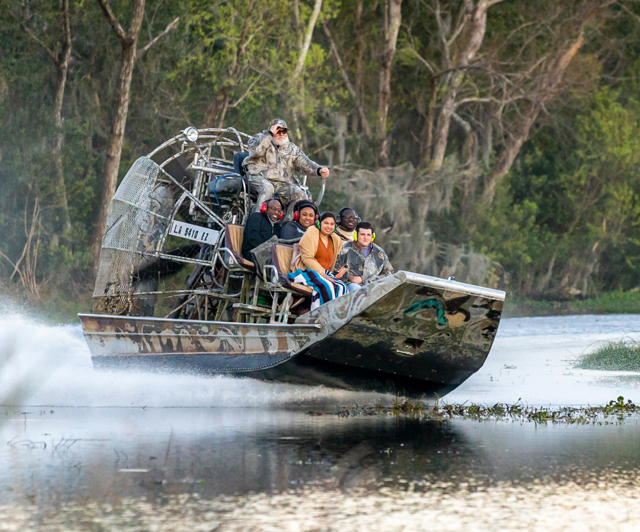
xmin=243 ymin=118 xmax=329 ymax=219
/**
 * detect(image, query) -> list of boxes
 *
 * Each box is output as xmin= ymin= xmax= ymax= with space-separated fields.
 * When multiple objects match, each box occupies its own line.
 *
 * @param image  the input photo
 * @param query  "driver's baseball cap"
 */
xmin=269 ymin=118 xmax=288 ymax=131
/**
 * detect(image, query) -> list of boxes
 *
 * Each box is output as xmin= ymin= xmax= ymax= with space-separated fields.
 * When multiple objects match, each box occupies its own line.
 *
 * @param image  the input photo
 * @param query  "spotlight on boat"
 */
xmin=184 ymin=127 xmax=199 ymax=143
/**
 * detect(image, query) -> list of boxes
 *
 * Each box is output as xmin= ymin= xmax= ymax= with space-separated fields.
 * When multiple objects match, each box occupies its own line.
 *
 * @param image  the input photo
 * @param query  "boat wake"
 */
xmin=0 ymin=311 xmax=389 ymax=408
xmin=4 ymin=306 xmax=640 ymax=408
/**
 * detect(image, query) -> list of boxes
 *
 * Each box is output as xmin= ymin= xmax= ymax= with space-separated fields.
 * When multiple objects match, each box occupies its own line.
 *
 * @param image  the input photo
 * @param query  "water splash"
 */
xmin=3 ymin=309 xmax=640 ymax=408
xmin=0 ymin=312 xmax=389 ymax=408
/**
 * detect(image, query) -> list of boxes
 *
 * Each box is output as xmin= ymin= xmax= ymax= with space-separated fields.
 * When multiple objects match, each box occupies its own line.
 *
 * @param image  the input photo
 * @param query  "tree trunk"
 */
xmin=217 ymin=95 xmax=230 ymax=128
xmin=291 ymin=0 xmax=323 ymax=83
xmin=322 ymin=22 xmax=372 ymax=137
xmin=418 ymin=80 xmax=437 ymax=166
xmin=13 ymin=0 xmax=74 ymax=236
xmin=52 ymin=0 xmax=72 ymax=235
xmin=287 ymin=0 xmax=323 ymax=149
xmin=452 ymin=112 xmax=478 ymax=166
xmin=431 ymin=72 xmax=460 ymax=169
xmin=482 ymin=117 xmax=492 ymax=169
xmin=293 ymin=0 xmax=302 ymax=50
xmin=377 ymin=0 xmax=402 ymax=168
xmin=354 ymin=0 xmax=365 ymax=133
xmin=92 ymin=0 xmax=146 ymax=271
xmin=431 ymin=0 xmax=495 ymax=170
xmin=535 ymin=250 xmax=557 ymax=294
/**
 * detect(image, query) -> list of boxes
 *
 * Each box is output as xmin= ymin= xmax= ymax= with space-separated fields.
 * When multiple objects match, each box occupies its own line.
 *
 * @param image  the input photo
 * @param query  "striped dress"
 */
xmin=287 ymin=269 xmax=347 ymax=310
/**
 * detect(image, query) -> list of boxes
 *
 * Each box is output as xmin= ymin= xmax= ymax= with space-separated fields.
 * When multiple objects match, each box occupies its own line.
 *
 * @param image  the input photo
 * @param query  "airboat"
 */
xmin=79 ymin=126 xmax=505 ymax=398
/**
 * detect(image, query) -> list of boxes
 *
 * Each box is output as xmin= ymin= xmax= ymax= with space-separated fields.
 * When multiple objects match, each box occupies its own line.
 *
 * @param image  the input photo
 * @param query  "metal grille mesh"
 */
xmin=93 ymin=157 xmax=161 ymax=314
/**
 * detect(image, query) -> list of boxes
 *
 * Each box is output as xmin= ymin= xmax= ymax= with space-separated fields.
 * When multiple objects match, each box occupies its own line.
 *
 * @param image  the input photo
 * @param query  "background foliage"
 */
xmin=2 ymin=0 xmax=640 ymax=302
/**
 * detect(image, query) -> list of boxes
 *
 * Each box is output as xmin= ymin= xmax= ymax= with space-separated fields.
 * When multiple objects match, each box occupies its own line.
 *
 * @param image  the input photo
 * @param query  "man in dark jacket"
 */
xmin=242 ymin=198 xmax=283 ymax=261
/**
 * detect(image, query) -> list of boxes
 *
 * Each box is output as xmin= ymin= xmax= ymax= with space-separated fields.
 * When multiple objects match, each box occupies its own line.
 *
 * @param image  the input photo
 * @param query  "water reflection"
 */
xmin=2 ymin=407 xmax=640 ymax=507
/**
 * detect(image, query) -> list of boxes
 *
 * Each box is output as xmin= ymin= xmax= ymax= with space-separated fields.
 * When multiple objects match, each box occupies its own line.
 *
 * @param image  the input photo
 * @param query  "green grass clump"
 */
xmin=572 ymin=290 xmax=640 ymax=315
xmin=577 ymin=341 xmax=640 ymax=371
xmin=506 ymin=290 xmax=640 ymax=318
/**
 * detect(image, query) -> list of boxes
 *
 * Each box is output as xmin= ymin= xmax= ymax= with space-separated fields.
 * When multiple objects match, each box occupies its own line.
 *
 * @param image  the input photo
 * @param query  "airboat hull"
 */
xmin=80 ymin=271 xmax=505 ymax=398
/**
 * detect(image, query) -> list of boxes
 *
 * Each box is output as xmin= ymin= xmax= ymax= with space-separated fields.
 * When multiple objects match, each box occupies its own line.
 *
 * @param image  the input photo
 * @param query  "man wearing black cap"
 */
xmin=243 ymin=119 xmax=330 ymax=219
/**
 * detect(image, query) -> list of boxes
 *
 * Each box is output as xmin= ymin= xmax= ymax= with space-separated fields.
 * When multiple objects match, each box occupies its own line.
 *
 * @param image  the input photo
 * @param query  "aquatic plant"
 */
xmin=576 ymin=340 xmax=640 ymax=371
xmin=321 ymin=397 xmax=638 ymax=425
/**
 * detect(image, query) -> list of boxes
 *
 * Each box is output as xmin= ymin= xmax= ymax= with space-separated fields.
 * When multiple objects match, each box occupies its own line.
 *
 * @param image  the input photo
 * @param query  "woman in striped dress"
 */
xmin=287 ymin=212 xmax=348 ymax=309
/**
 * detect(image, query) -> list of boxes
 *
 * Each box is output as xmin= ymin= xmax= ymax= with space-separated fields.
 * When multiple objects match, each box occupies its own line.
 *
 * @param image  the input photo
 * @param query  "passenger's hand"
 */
xmin=349 ymin=276 xmax=363 ymax=284
xmin=335 ymin=266 xmax=348 ymax=280
xmin=319 ymin=167 xmax=329 ymax=179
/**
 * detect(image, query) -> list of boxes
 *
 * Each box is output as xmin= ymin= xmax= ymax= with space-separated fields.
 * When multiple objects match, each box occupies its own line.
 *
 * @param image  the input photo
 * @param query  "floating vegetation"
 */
xmin=576 ymin=340 xmax=640 ymax=371
xmin=314 ymin=396 xmax=639 ymax=425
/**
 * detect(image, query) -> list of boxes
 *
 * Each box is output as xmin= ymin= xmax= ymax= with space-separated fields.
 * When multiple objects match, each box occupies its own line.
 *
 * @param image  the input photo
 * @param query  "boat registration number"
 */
xmin=169 ymin=221 xmax=220 ymax=244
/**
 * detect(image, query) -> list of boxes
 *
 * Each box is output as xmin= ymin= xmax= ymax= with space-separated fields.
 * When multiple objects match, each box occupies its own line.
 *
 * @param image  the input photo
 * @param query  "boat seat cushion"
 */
xmin=276 ymin=244 xmax=293 ymax=272
xmin=272 ymin=244 xmax=313 ymax=296
xmin=224 ymin=224 xmax=255 ymax=270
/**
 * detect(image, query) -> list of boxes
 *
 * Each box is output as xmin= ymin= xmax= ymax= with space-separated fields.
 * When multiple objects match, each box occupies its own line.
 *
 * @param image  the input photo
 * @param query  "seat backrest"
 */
xmin=225 ymin=224 xmax=244 ymax=255
xmin=272 ymin=243 xmax=313 ymax=296
xmin=234 ymin=152 xmax=249 ymax=176
xmin=273 ymin=244 xmax=294 ymax=277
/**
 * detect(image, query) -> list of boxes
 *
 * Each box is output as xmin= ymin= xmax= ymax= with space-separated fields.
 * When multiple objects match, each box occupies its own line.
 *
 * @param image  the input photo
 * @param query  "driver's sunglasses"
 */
xmin=275 ymin=128 xmax=289 ymax=135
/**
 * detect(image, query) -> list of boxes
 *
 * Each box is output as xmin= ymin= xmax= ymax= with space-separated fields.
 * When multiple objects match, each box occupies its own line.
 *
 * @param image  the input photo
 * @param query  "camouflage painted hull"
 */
xmin=79 ymin=271 xmax=505 ymax=398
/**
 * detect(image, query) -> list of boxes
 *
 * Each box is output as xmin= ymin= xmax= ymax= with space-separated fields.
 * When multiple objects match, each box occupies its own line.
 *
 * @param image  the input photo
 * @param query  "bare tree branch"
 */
xmin=455 ymin=96 xmax=498 ymax=107
xmin=617 ymin=1 xmax=640 ymax=24
xmin=96 ymin=0 xmax=129 ymax=46
xmin=483 ymin=30 xmax=587 ymax=204
xmin=8 ymin=9 xmax=58 ymax=65
xmin=229 ymin=75 xmax=262 ymax=108
xmin=446 ymin=4 xmax=471 ymax=49
xmin=137 ymin=16 xmax=179 ymax=58
xmin=408 ymin=48 xmax=436 ymax=75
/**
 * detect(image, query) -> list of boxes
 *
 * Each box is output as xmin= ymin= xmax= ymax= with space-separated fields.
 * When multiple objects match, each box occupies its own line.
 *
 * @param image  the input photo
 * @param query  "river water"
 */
xmin=1 ymin=312 xmax=640 ymax=531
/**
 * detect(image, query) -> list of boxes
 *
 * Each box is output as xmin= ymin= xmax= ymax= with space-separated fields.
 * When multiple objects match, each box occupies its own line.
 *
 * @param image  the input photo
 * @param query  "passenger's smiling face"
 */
xmin=266 ymin=200 xmax=283 ymax=222
xmin=356 ymin=228 xmax=373 ymax=248
xmin=339 ymin=210 xmax=357 ymax=230
xmin=319 ymin=217 xmax=335 ymax=236
xmin=299 ymin=207 xmax=316 ymax=228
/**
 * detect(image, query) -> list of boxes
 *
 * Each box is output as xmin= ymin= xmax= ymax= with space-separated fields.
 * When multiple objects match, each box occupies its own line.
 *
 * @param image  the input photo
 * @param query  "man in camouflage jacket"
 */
xmin=334 ymin=222 xmax=394 ymax=291
xmin=243 ymin=118 xmax=329 ymax=219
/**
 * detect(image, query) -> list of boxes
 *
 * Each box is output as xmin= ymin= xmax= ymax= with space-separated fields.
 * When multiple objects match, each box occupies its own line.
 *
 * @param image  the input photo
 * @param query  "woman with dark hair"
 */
xmin=287 ymin=212 xmax=348 ymax=309
xmin=280 ymin=200 xmax=318 ymax=241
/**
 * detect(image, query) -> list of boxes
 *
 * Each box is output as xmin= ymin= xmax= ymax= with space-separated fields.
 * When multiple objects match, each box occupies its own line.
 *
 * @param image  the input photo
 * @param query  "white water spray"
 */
xmin=2 ymin=308 xmax=640 ymax=407
xmin=0 ymin=312 xmax=389 ymax=408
